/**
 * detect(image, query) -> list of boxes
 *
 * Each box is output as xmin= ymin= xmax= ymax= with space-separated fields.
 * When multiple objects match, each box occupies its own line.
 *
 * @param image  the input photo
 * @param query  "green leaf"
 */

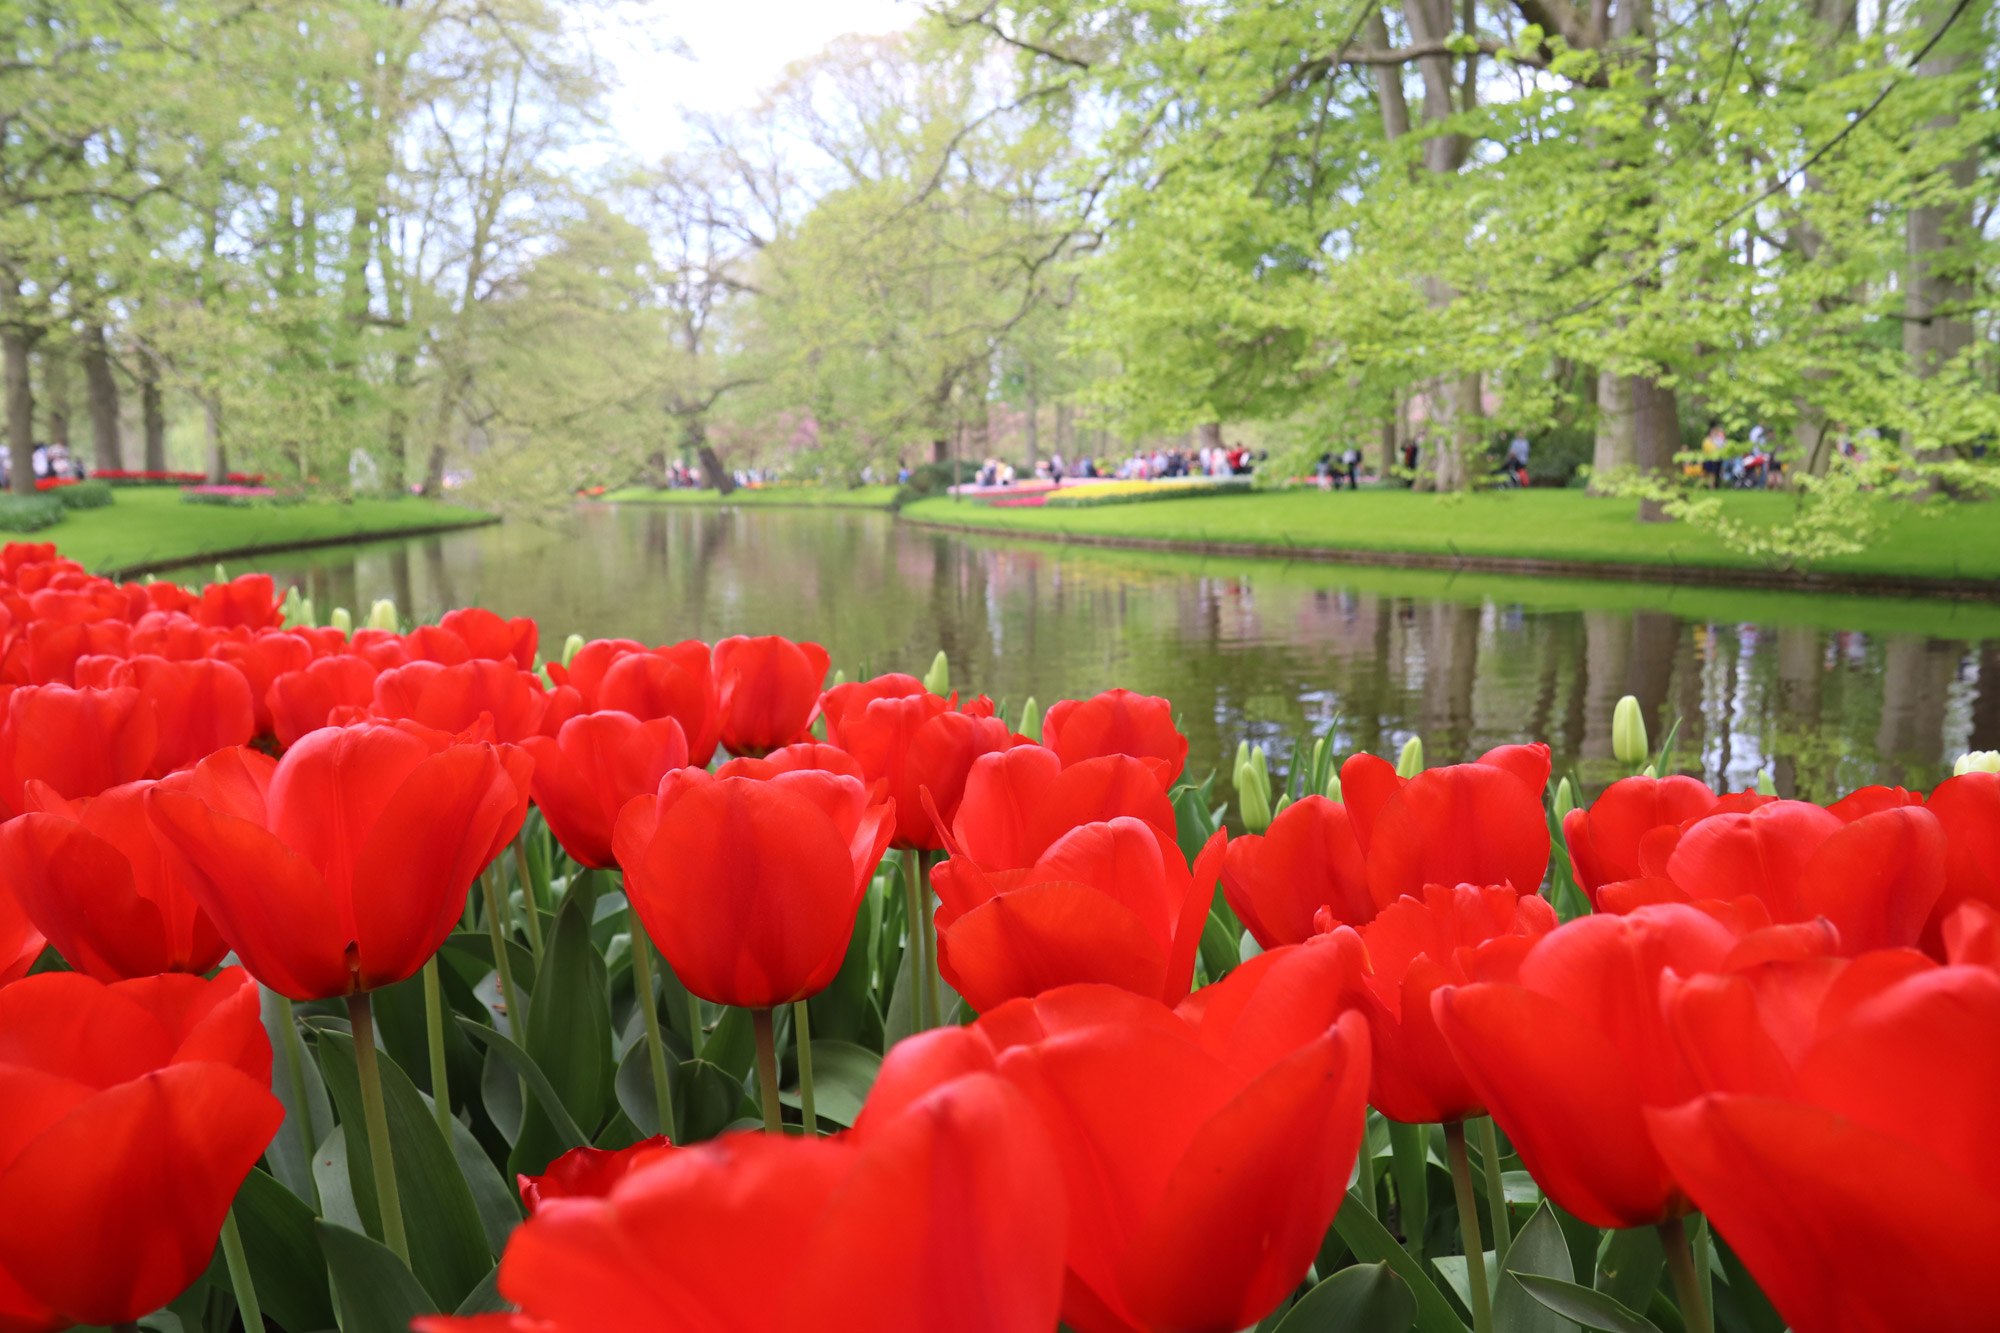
xmin=779 ymin=1039 xmax=882 ymax=1128
xmin=1713 ymin=1234 xmax=1785 ymax=1333
xmin=807 ymin=895 xmax=887 ymax=1050
xmin=312 ymin=1123 xmax=366 ymax=1235
xmin=456 ymin=1265 xmax=509 ymax=1314
xmin=1386 ymin=1119 xmax=1429 ymax=1261
xmin=232 ymin=1167 xmax=335 ymax=1333
xmin=312 ymin=1029 xmax=493 ymax=1310
xmin=314 ymin=1221 xmax=439 ymax=1329
xmin=1331 ymin=1192 xmax=1471 ymax=1333
xmin=479 ymin=1036 xmax=526 ymax=1144
xmin=1514 ymin=1275 xmax=1664 ymax=1333
xmin=704 ymin=1003 xmax=758 ymax=1083
xmin=1595 ymin=1225 xmax=1664 ymax=1313
xmin=440 ymin=930 xmax=537 ymax=1001
xmin=613 ymin=1031 xmax=670 ymax=1137
xmin=458 ymin=1017 xmax=590 ymax=1150
xmin=1276 ymin=1262 xmax=1417 ymax=1333
xmin=445 ymin=1107 xmax=522 ymax=1257
xmin=1494 ymin=1203 xmax=1578 ymax=1333
xmin=258 ymin=990 xmax=335 ymax=1207
xmin=512 ymin=892 xmax=614 ymax=1177
xmin=1199 ymin=908 xmax=1240 ymax=982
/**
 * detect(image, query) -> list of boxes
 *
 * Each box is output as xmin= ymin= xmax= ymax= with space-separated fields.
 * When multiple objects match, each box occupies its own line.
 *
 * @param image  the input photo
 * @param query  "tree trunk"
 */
xmin=43 ymin=345 xmax=69 ymax=453
xmin=1055 ymin=403 xmax=1074 ymax=457
xmin=1378 ymin=410 xmax=1399 ymax=479
xmin=1629 ymin=373 xmax=1681 ymax=522
xmin=140 ymin=349 xmax=166 ymax=472
xmin=1591 ymin=370 xmax=1636 ymax=492
xmin=1364 ymin=11 xmax=1411 ymax=139
xmin=698 ymin=445 xmax=734 ymax=496
xmin=931 ymin=437 xmax=948 ymax=464
xmin=203 ymin=397 xmax=227 ymax=484
xmin=81 ymin=326 xmax=121 ymax=473
xmin=1024 ymin=374 xmax=1039 ymax=467
xmin=1904 ymin=0 xmax=1980 ymax=382
xmin=3 ymin=322 xmax=33 ymax=497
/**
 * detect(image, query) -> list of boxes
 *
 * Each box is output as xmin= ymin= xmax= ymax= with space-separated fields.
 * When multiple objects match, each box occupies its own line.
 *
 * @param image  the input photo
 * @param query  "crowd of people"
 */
xmin=969 ymin=444 xmax=1257 ymax=488
xmin=0 ymin=440 xmax=86 ymax=490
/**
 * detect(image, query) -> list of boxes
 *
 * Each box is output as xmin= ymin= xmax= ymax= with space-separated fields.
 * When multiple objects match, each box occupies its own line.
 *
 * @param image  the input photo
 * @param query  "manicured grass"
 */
xmin=603 ymin=484 xmax=901 ymax=509
xmin=44 ymin=486 xmax=494 ymax=576
xmin=900 ymin=489 xmax=2000 ymax=582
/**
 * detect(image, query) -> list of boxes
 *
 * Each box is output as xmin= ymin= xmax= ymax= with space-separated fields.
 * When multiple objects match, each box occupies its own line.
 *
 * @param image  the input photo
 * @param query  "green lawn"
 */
xmin=899 ymin=489 xmax=2000 ymax=582
xmin=42 ymin=487 xmax=494 ymax=577
xmin=603 ymin=484 xmax=901 ymax=509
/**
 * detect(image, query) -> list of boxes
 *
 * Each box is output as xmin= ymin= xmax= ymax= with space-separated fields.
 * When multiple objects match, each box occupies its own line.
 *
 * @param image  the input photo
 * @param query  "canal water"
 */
xmin=169 ymin=504 xmax=2000 ymax=805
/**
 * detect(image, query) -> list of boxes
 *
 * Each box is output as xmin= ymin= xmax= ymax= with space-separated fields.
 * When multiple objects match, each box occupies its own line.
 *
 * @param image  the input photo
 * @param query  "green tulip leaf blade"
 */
xmin=1275 ymin=1262 xmax=1417 ymax=1333
xmin=314 ymin=1220 xmax=440 ymax=1330
xmin=1493 ymin=1202 xmax=1579 ymax=1333
xmin=456 ymin=1264 xmax=509 ymax=1314
xmin=512 ymin=891 xmax=614 ymax=1178
xmin=1331 ymin=1191 xmax=1471 ymax=1333
xmin=456 ymin=1016 xmax=590 ymax=1150
xmin=778 ymin=1039 xmax=882 ymax=1128
xmin=447 ymin=1108 xmax=523 ymax=1256
xmin=1512 ymin=1274 xmax=1664 ymax=1333
xmin=232 ymin=1166 xmax=336 ymax=1333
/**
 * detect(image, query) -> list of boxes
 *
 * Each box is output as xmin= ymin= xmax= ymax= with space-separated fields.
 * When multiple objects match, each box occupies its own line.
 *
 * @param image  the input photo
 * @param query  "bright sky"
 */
xmin=591 ymin=0 xmax=919 ymax=161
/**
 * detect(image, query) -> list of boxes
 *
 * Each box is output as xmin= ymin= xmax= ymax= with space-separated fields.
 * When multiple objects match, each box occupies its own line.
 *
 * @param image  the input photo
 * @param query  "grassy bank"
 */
xmin=899 ymin=489 xmax=2000 ymax=583
xmin=44 ymin=486 xmax=495 ymax=577
xmin=603 ymin=484 xmax=900 ymax=509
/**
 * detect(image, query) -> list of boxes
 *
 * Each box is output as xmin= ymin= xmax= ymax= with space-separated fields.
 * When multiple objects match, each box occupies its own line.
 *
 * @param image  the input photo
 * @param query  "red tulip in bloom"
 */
xmin=0 ymin=871 xmax=43 ymax=989
xmin=865 ymin=983 xmax=1370 ymax=1333
xmin=551 ymin=638 xmax=721 ymax=765
xmin=934 ymin=811 xmax=1226 ymax=1013
xmin=0 ymin=780 xmax=226 ymax=980
xmin=523 ymin=712 xmax=689 ymax=869
xmin=372 ymin=658 xmax=576 ymax=742
xmin=832 ymin=684 xmax=1016 ymax=849
xmin=1924 ymin=771 xmax=2000 ymax=936
xmin=1561 ymin=774 xmax=1720 ymax=901
xmin=1222 ymin=796 xmax=1372 ymax=945
xmin=0 ymin=684 xmax=156 ymax=815
xmin=1340 ymin=745 xmax=1552 ymax=906
xmin=192 ymin=573 xmax=284 ymax=629
xmin=819 ymin=671 xmax=925 ymax=747
xmin=1647 ymin=963 xmax=2000 ymax=1333
xmin=1042 ymin=688 xmax=1187 ymax=789
xmin=0 ymin=968 xmax=283 ymax=1330
xmin=715 ymin=741 xmax=868 ymax=785
xmin=415 ymin=1070 xmax=1064 ymax=1333
xmin=950 ymin=746 xmax=1179 ymax=872
xmin=1593 ymin=799 xmax=1948 ymax=956
xmin=267 ymin=655 xmax=382 ymax=748
xmin=210 ymin=629 xmax=315 ymax=736
xmin=1353 ymin=883 xmax=1558 ymax=1124
xmin=518 ymin=1136 xmax=674 ymax=1215
xmin=439 ymin=606 xmax=539 ymax=669
xmin=75 ymin=655 xmax=256 ymax=775
xmin=1436 ymin=904 xmax=1827 ymax=1228
xmin=147 ymin=722 xmax=532 ymax=999
xmin=614 ymin=769 xmax=894 ymax=1008
xmin=712 ymin=634 xmax=831 ymax=756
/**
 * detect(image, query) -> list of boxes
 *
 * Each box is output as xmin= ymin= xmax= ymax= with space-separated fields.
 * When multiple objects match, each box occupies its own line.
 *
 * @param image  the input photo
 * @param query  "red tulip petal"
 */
xmin=954 ymin=746 xmax=1064 ymax=869
xmin=1663 ymin=802 xmax=1842 ymax=922
xmin=940 ymin=880 xmax=1170 ymax=1014
xmin=1366 ymin=764 xmax=1550 ymax=907
xmin=1476 ymin=742 xmax=1551 ymax=797
xmin=1335 ymin=753 xmax=1402 ymax=853
xmin=1797 ymin=805 xmax=1946 ymax=954
xmin=1163 ymin=828 xmax=1226 ymax=1005
xmin=1026 ymin=756 xmax=1178 ymax=865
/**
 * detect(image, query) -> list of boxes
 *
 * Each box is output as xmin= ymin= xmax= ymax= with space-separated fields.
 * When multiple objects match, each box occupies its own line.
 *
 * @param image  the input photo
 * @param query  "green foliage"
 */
xmin=51 ymin=480 xmax=113 ymax=510
xmin=0 ymin=497 xmax=64 ymax=532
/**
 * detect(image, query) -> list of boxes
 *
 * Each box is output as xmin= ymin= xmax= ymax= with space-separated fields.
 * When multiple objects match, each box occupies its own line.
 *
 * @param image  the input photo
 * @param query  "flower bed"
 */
xmin=95 ymin=468 xmax=268 ymax=486
xmin=0 ymin=542 xmax=1986 ymax=1331
xmin=1041 ymin=475 xmax=1255 ymax=507
xmin=180 ymin=483 xmax=282 ymax=506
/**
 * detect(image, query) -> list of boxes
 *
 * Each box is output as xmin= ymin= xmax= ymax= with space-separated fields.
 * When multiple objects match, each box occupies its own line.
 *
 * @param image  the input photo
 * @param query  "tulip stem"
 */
xmin=902 ymin=850 xmax=930 ymax=1032
xmin=687 ymin=991 xmax=705 ymax=1059
xmin=919 ymin=852 xmax=943 ymax=1030
xmin=514 ymin=840 xmax=545 ymax=968
xmin=481 ymin=869 xmax=526 ymax=1041
xmin=274 ymin=992 xmax=323 ymax=1214
xmin=1477 ymin=1116 xmax=1511 ymax=1268
xmin=422 ymin=958 xmax=452 ymax=1141
xmin=1660 ymin=1217 xmax=1713 ymax=1333
xmin=628 ymin=917 xmax=678 ymax=1141
xmin=752 ymin=1008 xmax=784 ymax=1135
xmin=793 ymin=999 xmax=817 ymax=1137
xmin=345 ymin=991 xmax=412 ymax=1266
xmin=1444 ymin=1121 xmax=1494 ymax=1333
xmin=219 ymin=1205 xmax=263 ymax=1333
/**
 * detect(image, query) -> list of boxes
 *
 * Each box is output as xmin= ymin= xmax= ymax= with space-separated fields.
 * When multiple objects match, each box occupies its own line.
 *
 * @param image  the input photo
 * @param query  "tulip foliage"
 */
xmin=0 ymin=541 xmax=1992 ymax=1333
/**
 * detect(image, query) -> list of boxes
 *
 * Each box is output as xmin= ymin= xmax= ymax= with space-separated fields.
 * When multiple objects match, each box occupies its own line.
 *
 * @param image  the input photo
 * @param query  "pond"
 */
xmin=167 ymin=504 xmax=2000 ymax=806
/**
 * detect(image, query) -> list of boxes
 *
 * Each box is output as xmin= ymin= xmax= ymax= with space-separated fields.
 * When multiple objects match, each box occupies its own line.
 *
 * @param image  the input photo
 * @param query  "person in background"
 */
xmin=1340 ymin=445 xmax=1362 ymax=490
xmin=1702 ymin=420 xmax=1727 ymax=488
xmin=1314 ymin=450 xmax=1333 ymax=490
xmin=1505 ymin=433 xmax=1530 ymax=483
xmin=1400 ymin=438 xmax=1419 ymax=483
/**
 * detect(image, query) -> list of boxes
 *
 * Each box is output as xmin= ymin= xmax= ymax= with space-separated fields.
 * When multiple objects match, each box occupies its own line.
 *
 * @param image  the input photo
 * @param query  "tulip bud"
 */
xmin=297 ymin=597 xmax=315 ymax=629
xmin=923 ymin=650 xmax=950 ymax=696
xmin=279 ymin=586 xmax=309 ymax=628
xmin=213 ymin=563 xmax=227 ymax=584
xmin=831 ymin=668 xmax=847 ymax=687
xmin=561 ymin=633 xmax=585 ymax=668
xmin=1755 ymin=767 xmax=1777 ymax=796
xmin=1018 ymin=696 xmax=1042 ymax=742
xmin=329 ymin=606 xmax=353 ymax=634
xmin=1235 ymin=744 xmax=1273 ymax=833
xmin=1324 ymin=772 xmax=1343 ymax=802
xmin=1612 ymin=695 xmax=1648 ymax=766
xmin=1955 ymin=750 xmax=2000 ymax=776
xmin=1642 ymin=764 xmax=1657 ymax=779
xmin=1553 ymin=776 xmax=1576 ymax=823
xmin=367 ymin=598 xmax=399 ymax=631
xmin=1396 ymin=736 xmax=1424 ymax=779
xmin=1272 ymin=792 xmax=1292 ymax=821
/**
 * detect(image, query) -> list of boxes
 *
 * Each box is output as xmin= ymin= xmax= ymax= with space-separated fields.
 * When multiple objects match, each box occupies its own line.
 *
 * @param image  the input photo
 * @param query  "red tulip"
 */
xmin=712 ymin=635 xmax=831 ymax=756
xmin=1435 ymin=904 xmax=1824 ymax=1228
xmin=819 ymin=672 xmax=925 ymax=747
xmin=518 ymin=1137 xmax=674 ymax=1215
xmin=1924 ymin=771 xmax=2000 ymax=941
xmin=1042 ymin=689 xmax=1187 ymax=789
xmin=1221 ymin=796 xmax=1372 ymax=946
xmin=868 ymin=983 xmax=1370 ymax=1333
xmin=193 ymin=573 xmax=283 ymax=629
xmin=415 ymin=1070 xmax=1065 ymax=1333
xmin=0 ymin=864 xmax=43 ymax=989
xmin=0 ymin=967 xmax=283 ymax=1330
xmin=372 ymin=658 xmax=575 ymax=742
xmin=835 ymin=688 xmax=1018 ymax=849
xmin=0 ymin=780 xmax=226 ymax=981
xmin=523 ymin=712 xmax=689 ymax=869
xmin=1826 ymin=783 xmax=1925 ymax=822
xmin=715 ymin=741 xmax=869 ymax=785
xmin=1561 ymin=774 xmax=1720 ymax=900
xmin=128 ymin=611 xmax=219 ymax=661
xmin=16 ymin=615 xmax=131 ymax=685
xmin=1176 ymin=927 xmax=1372 ymax=1079
xmin=1943 ymin=899 xmax=2000 ymax=969
xmin=348 ymin=626 xmax=415 ymax=670
xmin=0 ymin=685 xmax=156 ymax=815
xmin=1595 ymin=800 xmax=1948 ymax=956
xmin=934 ymin=813 xmax=1226 ymax=1013
xmin=210 ymin=629 xmax=315 ymax=736
xmin=614 ymin=769 xmax=894 ymax=1008
xmin=1647 ymin=964 xmax=2000 ymax=1333
xmin=440 ymin=606 xmax=539 ymax=669
xmin=147 ymin=722 xmax=532 ymax=999
xmin=951 ymin=747 xmax=1179 ymax=872
xmin=268 ymin=655 xmax=382 ymax=748
xmin=1357 ymin=753 xmax=1551 ymax=905
xmin=79 ymin=656 xmax=256 ymax=776
xmin=552 ymin=639 xmax=721 ymax=765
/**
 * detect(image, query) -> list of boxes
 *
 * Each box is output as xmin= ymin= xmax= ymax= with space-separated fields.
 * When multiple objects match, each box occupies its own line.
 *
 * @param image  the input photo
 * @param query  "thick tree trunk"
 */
xmin=1365 ymin=11 xmax=1411 ymax=139
xmin=203 ymin=397 xmax=227 ymax=484
xmin=139 ymin=350 xmax=166 ymax=472
xmin=43 ymin=346 xmax=69 ymax=453
xmin=1591 ymin=370 xmax=1636 ymax=492
xmin=1629 ymin=373 xmax=1682 ymax=522
xmin=81 ymin=326 xmax=121 ymax=473
xmin=3 ymin=304 xmax=36 ymax=496
xmin=1904 ymin=0 xmax=1980 ymax=382
xmin=698 ymin=444 xmax=734 ymax=496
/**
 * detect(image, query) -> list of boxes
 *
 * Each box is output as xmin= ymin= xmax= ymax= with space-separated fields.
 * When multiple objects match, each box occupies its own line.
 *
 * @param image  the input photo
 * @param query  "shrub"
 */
xmin=1042 ymin=477 xmax=1254 ymax=508
xmin=52 ymin=480 xmax=114 ymax=510
xmin=0 ymin=495 xmax=67 ymax=531
xmin=181 ymin=485 xmax=278 ymax=508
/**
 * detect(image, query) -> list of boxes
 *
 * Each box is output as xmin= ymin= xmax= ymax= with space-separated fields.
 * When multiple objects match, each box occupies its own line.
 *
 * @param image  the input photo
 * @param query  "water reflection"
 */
xmin=165 ymin=505 xmax=2000 ymax=803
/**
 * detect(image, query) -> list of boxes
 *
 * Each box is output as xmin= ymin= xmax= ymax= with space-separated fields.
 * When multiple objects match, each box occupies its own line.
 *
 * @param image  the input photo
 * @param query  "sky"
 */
xmin=588 ymin=0 xmax=919 ymax=162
